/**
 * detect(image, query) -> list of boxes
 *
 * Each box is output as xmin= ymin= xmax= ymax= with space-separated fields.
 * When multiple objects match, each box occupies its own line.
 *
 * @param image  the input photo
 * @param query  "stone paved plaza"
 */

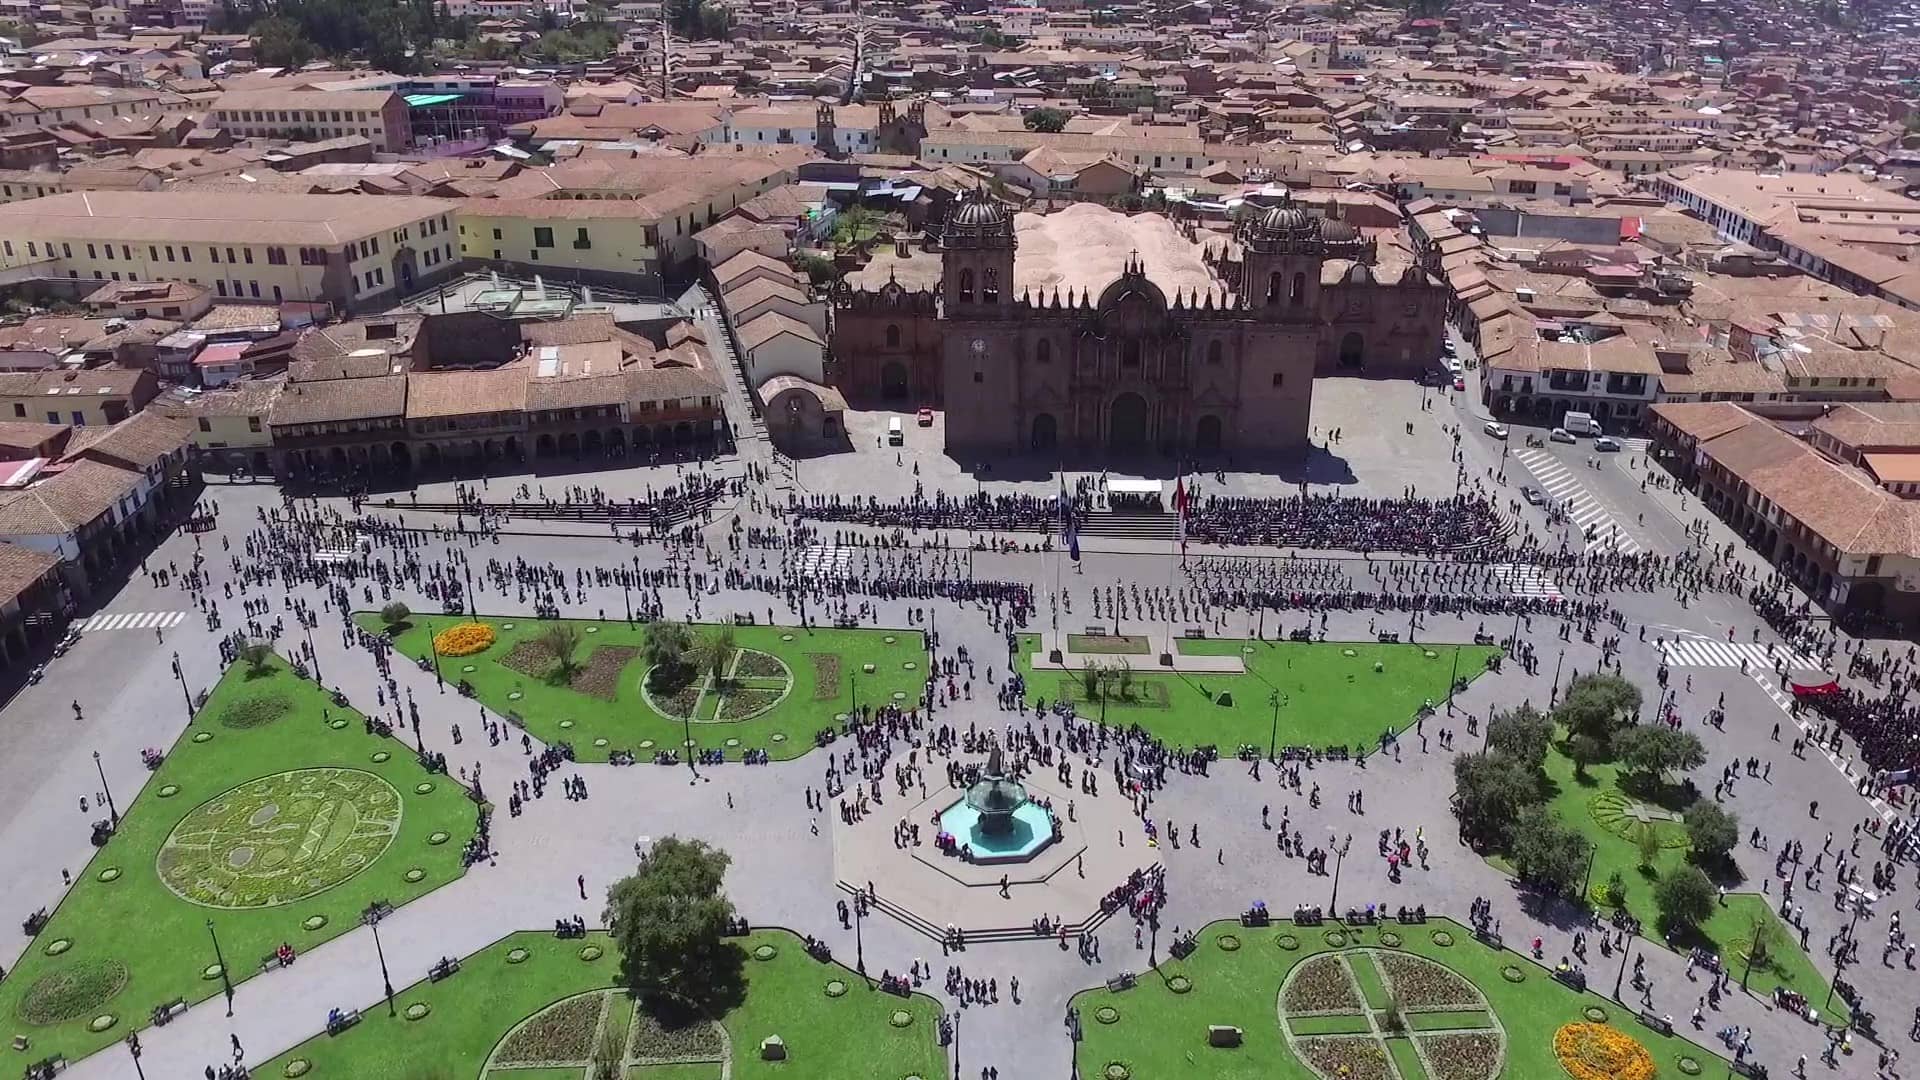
xmin=0 ymin=378 xmax=1906 ymax=1080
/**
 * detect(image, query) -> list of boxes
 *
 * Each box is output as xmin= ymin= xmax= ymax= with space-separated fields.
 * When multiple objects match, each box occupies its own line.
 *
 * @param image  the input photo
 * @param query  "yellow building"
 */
xmin=0 ymin=191 xmax=463 ymax=313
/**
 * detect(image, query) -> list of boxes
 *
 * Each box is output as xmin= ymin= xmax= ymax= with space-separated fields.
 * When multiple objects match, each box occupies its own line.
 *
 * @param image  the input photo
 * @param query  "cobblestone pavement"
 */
xmin=2 ymin=401 xmax=1905 ymax=1080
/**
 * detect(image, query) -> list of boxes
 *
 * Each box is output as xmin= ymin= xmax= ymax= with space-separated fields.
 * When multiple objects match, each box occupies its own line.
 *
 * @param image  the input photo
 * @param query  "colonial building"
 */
xmin=828 ymin=193 xmax=1447 ymax=456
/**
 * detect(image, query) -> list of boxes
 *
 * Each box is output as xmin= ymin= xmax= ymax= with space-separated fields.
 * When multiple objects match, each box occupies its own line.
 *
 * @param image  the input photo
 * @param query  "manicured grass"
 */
xmin=360 ymin=615 xmax=926 ymax=762
xmin=1287 ymin=1014 xmax=1372 ymax=1036
xmin=0 ymin=656 xmax=473 ymax=1070
xmin=1017 ymin=636 xmax=1499 ymax=752
xmin=1350 ymin=954 xmax=1391 ymax=1009
xmin=1407 ymin=1010 xmax=1494 ymax=1031
xmin=1385 ymin=1035 xmax=1428 ymax=1080
xmin=1483 ymin=736 xmax=1844 ymax=1021
xmin=259 ymin=930 xmax=945 ymax=1080
xmin=1072 ymin=919 xmax=1725 ymax=1080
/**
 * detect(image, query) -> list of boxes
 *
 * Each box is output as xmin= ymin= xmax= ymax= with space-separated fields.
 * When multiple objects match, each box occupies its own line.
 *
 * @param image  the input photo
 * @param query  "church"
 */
xmin=829 ymin=192 xmax=1449 ymax=456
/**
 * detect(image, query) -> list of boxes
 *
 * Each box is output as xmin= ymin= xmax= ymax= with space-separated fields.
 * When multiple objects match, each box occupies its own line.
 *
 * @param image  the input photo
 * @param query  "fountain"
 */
xmin=936 ymin=745 xmax=1058 ymax=864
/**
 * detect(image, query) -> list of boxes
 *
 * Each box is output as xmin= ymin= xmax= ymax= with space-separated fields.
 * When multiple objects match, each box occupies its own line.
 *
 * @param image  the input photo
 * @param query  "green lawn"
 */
xmin=359 ymin=615 xmax=926 ymax=762
xmin=1018 ymin=636 xmax=1499 ymax=752
xmin=0 ymin=656 xmax=473 ymax=1070
xmin=1073 ymin=919 xmax=1725 ymax=1080
xmin=259 ymin=930 xmax=946 ymax=1080
xmin=1483 ymin=737 xmax=1844 ymax=1021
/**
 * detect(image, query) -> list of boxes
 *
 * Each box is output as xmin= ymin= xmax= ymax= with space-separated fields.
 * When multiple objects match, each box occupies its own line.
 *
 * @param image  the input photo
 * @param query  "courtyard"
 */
xmin=361 ymin=615 xmax=927 ymax=762
xmin=1017 ymin=635 xmax=1501 ymax=753
xmin=0 ymin=656 xmax=473 ymax=1070
xmin=257 ymin=928 xmax=947 ymax=1080
xmin=1073 ymin=917 xmax=1727 ymax=1080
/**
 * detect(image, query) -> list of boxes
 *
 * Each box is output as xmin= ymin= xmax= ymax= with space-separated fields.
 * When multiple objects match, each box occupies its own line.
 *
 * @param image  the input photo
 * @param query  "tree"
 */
xmin=1636 ymin=826 xmax=1661 ymax=870
xmin=604 ymin=837 xmax=745 ymax=1019
xmin=239 ymin=640 xmax=275 ymax=675
xmin=540 ymin=623 xmax=584 ymax=682
xmin=590 ymin=1009 xmax=623 ymax=1080
xmin=1600 ymin=869 xmax=1628 ymax=909
xmin=1741 ymin=911 xmax=1780 ymax=985
xmin=1613 ymin=726 xmax=1706 ymax=790
xmin=1653 ymin=865 xmax=1716 ymax=934
xmin=1023 ymin=107 xmax=1069 ymax=133
xmin=1565 ymin=733 xmax=1606 ymax=780
xmin=1508 ymin=805 xmax=1588 ymax=897
xmin=644 ymin=620 xmax=695 ymax=685
xmin=1551 ymin=673 xmax=1642 ymax=749
xmin=379 ymin=602 xmax=412 ymax=632
xmin=252 ymin=15 xmax=316 ymax=67
xmin=1683 ymin=801 xmax=1739 ymax=864
xmin=694 ymin=627 xmax=735 ymax=687
xmin=1485 ymin=704 xmax=1552 ymax=773
xmin=1451 ymin=751 xmax=1540 ymax=849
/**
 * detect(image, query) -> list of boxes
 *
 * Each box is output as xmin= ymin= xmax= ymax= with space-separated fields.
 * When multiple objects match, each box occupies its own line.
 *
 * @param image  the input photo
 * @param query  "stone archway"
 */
xmin=1338 ymin=332 xmax=1364 ymax=369
xmin=1195 ymin=414 xmax=1223 ymax=454
xmin=881 ymin=362 xmax=909 ymax=401
xmin=1109 ymin=393 xmax=1149 ymax=451
xmin=1030 ymin=413 xmax=1057 ymax=452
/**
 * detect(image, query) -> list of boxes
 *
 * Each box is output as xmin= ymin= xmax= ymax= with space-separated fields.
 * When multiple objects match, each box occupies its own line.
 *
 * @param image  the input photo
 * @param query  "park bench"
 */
xmin=1208 ymin=1026 xmax=1243 ymax=1048
xmin=1182 ymin=627 xmax=1207 ymax=639
xmin=150 ymin=999 xmax=188 ymax=1027
xmin=258 ymin=952 xmax=286 ymax=975
xmin=23 ymin=1053 xmax=67 ymax=1078
xmin=326 ymin=1009 xmax=362 ymax=1037
xmin=366 ymin=900 xmax=394 ymax=921
xmin=428 ymin=957 xmax=461 ymax=983
xmin=1104 ymin=972 xmax=1137 ymax=993
xmin=1637 ymin=1010 xmax=1673 ymax=1036
xmin=1552 ymin=968 xmax=1587 ymax=992
xmin=1475 ymin=929 xmax=1504 ymax=950
xmin=20 ymin=908 xmax=47 ymax=936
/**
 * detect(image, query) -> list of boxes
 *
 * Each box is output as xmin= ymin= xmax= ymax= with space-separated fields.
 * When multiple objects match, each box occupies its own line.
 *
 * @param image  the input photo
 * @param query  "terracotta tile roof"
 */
xmin=405 ymin=368 xmax=530 ymax=419
xmin=0 ymin=458 xmax=140 ymax=536
xmin=62 ymin=411 xmax=194 ymax=471
xmin=270 ymin=374 xmax=408 ymax=426
xmin=737 ymin=311 xmax=822 ymax=350
xmin=0 ymin=538 xmax=59 ymax=601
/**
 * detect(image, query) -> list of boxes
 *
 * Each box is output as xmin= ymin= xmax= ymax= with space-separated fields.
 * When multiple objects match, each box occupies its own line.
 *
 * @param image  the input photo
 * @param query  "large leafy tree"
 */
xmin=1485 ymin=704 xmax=1553 ymax=773
xmin=1023 ymin=107 xmax=1069 ymax=133
xmin=1654 ymin=865 xmax=1716 ymax=934
xmin=643 ymin=620 xmax=695 ymax=685
xmin=1508 ymin=805 xmax=1589 ymax=897
xmin=1613 ymin=726 xmax=1706 ymax=791
xmin=1682 ymin=801 xmax=1739 ymax=864
xmin=1551 ymin=674 xmax=1642 ymax=750
xmin=604 ymin=837 xmax=745 ymax=1020
xmin=1451 ymin=751 xmax=1539 ymax=849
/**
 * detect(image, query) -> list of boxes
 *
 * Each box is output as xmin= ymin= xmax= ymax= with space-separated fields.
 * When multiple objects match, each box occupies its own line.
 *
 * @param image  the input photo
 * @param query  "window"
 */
xmin=1267 ymin=272 xmax=1281 ymax=304
xmin=243 ymin=248 xmax=253 ymax=265
xmin=209 ymin=247 xmax=220 ymax=263
xmin=1272 ymin=372 xmax=1284 ymax=387
xmin=1122 ymin=341 xmax=1140 ymax=368
xmin=534 ymin=227 xmax=554 ymax=248
xmin=216 ymin=280 xmax=227 ymax=296
xmin=1291 ymin=273 xmax=1305 ymax=305
xmin=198 ymin=418 xmax=212 ymax=432
xmin=267 ymin=247 xmax=286 ymax=265
xmin=10 ymin=403 xmax=21 ymax=417
xmin=573 ymin=227 xmax=591 ymax=250
xmin=47 ymin=411 xmax=58 ymax=424
xmin=180 ymin=247 xmax=190 ymax=263
xmin=492 ymin=228 xmax=502 ymax=241
xmin=958 ymin=268 xmax=974 ymax=302
xmin=71 ymin=411 xmax=83 ymax=425
xmin=87 ymin=244 xmax=96 ymax=259
xmin=886 ymin=325 xmax=901 ymax=349
xmin=1036 ymin=339 xmax=1050 ymax=364
xmin=248 ymin=417 xmax=262 ymax=433
xmin=1207 ymin=340 xmax=1222 ymax=365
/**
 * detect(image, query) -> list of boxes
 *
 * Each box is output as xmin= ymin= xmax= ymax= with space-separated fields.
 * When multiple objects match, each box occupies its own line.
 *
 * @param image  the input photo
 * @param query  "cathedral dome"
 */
xmin=949 ymin=191 xmax=1010 ymax=229
xmin=1319 ymin=218 xmax=1360 ymax=244
xmin=1259 ymin=204 xmax=1315 ymax=235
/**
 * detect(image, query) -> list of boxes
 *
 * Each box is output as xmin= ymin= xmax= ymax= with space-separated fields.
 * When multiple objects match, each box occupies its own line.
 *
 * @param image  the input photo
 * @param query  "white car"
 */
xmin=1550 ymin=427 xmax=1576 ymax=444
xmin=1446 ymin=357 xmax=1465 ymax=375
xmin=1594 ymin=435 xmax=1621 ymax=452
xmin=1482 ymin=421 xmax=1509 ymax=439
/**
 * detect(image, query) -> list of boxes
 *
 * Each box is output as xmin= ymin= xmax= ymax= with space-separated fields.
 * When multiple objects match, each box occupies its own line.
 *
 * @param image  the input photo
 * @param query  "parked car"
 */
xmin=1550 ymin=427 xmax=1576 ymax=443
xmin=915 ymin=407 xmax=934 ymax=427
xmin=1594 ymin=435 xmax=1621 ymax=451
xmin=1482 ymin=421 xmax=1509 ymax=439
xmin=1452 ymin=376 xmax=1466 ymax=391
xmin=1521 ymin=486 xmax=1546 ymax=506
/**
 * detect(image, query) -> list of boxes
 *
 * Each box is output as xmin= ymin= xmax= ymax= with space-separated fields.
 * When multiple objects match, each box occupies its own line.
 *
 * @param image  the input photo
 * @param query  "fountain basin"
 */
xmin=937 ymin=799 xmax=1058 ymax=864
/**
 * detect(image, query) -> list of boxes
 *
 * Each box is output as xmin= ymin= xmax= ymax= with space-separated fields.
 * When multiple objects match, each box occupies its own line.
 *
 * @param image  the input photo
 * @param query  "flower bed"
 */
xmin=629 ymin=1010 xmax=723 ymax=1060
xmin=17 ymin=958 xmax=129 ymax=1025
xmin=1217 ymin=934 xmax=1242 ymax=951
xmin=1297 ymin=1038 xmax=1394 ymax=1080
xmin=1167 ymin=975 xmax=1192 ymax=994
xmin=1431 ymin=930 xmax=1454 ymax=946
xmin=1419 ymin=1032 xmax=1503 ymax=1080
xmin=1552 ymin=1023 xmax=1654 ymax=1080
xmin=1277 ymin=934 xmax=1301 ymax=950
xmin=1282 ymin=955 xmax=1363 ymax=1013
xmin=495 ymin=993 xmax=601 ymax=1064
xmin=434 ymin=623 xmax=496 ymax=657
xmin=1094 ymin=1006 xmax=1119 ymax=1024
xmin=1378 ymin=953 xmax=1482 ymax=1010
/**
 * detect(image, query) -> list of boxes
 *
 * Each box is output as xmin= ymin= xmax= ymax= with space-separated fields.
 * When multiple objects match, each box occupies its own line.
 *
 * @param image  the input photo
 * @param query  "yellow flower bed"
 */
xmin=1553 ymin=1022 xmax=1654 ymax=1080
xmin=433 ymin=623 xmax=496 ymax=657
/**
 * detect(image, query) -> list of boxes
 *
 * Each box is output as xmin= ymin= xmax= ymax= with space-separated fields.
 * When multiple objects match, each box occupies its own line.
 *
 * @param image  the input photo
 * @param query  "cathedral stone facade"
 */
xmin=829 ymin=191 xmax=1448 ymax=457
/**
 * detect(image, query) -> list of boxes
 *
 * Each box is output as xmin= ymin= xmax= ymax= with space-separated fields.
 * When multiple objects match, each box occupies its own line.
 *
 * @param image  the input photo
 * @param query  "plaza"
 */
xmin=0 ymin=373 xmax=1906 ymax=1080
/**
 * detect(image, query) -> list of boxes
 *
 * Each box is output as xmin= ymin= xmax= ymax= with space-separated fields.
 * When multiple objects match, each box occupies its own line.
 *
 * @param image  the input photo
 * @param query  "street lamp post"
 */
xmin=1551 ymin=649 xmax=1566 ymax=704
xmin=950 ymin=1010 xmax=961 ymax=1080
xmin=92 ymin=750 xmax=118 ymax=829
xmin=1328 ymin=834 xmax=1350 ymax=914
xmin=123 ymin=1033 xmax=145 ymax=1080
xmin=171 ymin=651 xmax=194 ymax=718
xmin=363 ymin=905 xmax=397 ymax=1017
xmin=1579 ymin=840 xmax=1598 ymax=902
xmin=304 ymin=616 xmax=321 ymax=683
xmin=429 ymin=618 xmax=444 ymax=693
xmin=853 ymin=889 xmax=867 ymax=979
xmin=1446 ymin=645 xmax=1461 ymax=714
xmin=1822 ymin=899 xmax=1866 ymax=1012
xmin=1612 ymin=935 xmax=1635 ymax=1003
xmin=207 ymin=919 xmax=235 ymax=1016
xmin=1267 ymin=690 xmax=1287 ymax=764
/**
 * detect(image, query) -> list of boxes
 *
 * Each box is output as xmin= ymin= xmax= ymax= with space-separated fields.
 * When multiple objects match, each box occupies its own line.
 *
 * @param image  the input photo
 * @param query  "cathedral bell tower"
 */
xmin=940 ymin=187 xmax=1015 ymax=316
xmin=1239 ymin=197 xmax=1324 ymax=319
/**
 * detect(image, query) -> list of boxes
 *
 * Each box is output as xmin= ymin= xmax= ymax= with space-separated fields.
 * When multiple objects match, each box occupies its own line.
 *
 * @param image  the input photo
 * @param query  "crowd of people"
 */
xmin=1183 ymin=492 xmax=1506 ymax=554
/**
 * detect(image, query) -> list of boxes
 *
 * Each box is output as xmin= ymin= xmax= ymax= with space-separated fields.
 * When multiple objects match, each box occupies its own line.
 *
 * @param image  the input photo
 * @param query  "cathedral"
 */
xmin=828 ymin=190 xmax=1449 ymax=457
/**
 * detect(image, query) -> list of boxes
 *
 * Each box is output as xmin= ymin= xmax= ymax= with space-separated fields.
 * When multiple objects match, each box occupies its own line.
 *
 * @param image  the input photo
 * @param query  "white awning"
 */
xmin=1106 ymin=478 xmax=1162 ymax=497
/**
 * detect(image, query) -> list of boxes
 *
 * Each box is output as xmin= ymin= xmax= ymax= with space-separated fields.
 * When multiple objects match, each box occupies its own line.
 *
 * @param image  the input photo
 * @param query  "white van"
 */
xmin=1563 ymin=411 xmax=1601 ymax=437
xmin=887 ymin=416 xmax=904 ymax=445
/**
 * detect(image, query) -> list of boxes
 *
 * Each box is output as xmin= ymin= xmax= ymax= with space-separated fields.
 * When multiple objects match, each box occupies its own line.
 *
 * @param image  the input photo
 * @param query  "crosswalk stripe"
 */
xmin=81 ymin=610 xmax=187 ymax=632
xmin=1661 ymin=639 xmax=1820 ymax=669
xmin=1514 ymin=448 xmax=1639 ymax=554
